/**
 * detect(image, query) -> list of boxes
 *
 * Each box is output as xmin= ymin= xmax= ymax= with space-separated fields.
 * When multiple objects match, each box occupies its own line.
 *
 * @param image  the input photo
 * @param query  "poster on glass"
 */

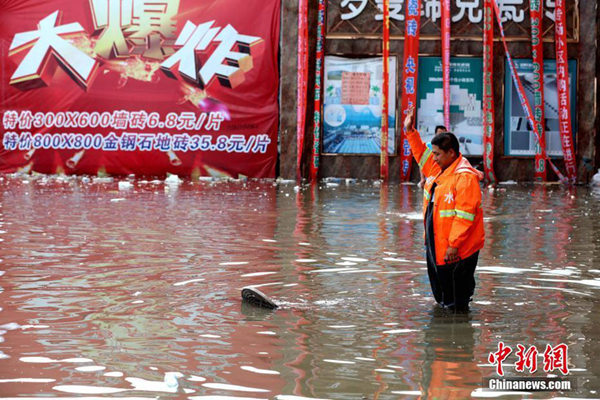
xmin=416 ymin=57 xmax=484 ymax=156
xmin=323 ymin=56 xmax=397 ymax=154
xmin=504 ymin=59 xmax=577 ymax=157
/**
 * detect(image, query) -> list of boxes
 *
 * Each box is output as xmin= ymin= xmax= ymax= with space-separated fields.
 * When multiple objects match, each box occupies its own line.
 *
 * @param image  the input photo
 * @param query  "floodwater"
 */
xmin=0 ymin=175 xmax=599 ymax=400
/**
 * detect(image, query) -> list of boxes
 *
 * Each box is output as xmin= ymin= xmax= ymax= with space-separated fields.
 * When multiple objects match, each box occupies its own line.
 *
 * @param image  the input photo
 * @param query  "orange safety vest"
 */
xmin=406 ymin=128 xmax=485 ymax=265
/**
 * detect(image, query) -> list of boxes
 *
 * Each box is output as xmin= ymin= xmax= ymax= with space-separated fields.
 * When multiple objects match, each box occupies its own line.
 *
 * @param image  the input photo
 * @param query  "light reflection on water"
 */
xmin=0 ymin=176 xmax=599 ymax=399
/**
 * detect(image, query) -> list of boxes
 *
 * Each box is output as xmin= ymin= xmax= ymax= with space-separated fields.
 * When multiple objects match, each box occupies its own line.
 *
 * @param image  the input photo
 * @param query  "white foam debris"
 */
xmin=335 ymin=261 xmax=357 ymax=266
xmin=308 ymin=267 xmax=358 ymax=273
xmin=75 ymin=366 xmax=106 ymax=372
xmin=257 ymin=331 xmax=277 ymax=336
xmin=199 ymin=334 xmax=221 ymax=338
xmin=382 ymin=329 xmax=418 ymax=334
xmin=201 ymin=383 xmax=270 ymax=393
xmin=240 ymin=366 xmax=280 ymax=375
xmin=104 ymin=371 xmax=124 ymax=377
xmin=173 ymin=278 xmax=205 ymax=286
xmin=328 ymin=325 xmax=356 ymax=329
xmin=382 ymin=257 xmax=411 ymax=262
xmin=374 ymin=368 xmax=395 ymax=373
xmin=187 ymin=375 xmax=207 ymax=382
xmin=340 ymin=257 xmax=368 ymax=262
xmin=477 ymin=266 xmax=534 ymax=274
xmin=110 ymin=198 xmax=126 ymax=202
xmin=118 ymin=181 xmax=132 ymax=190
xmin=355 ymin=357 xmax=375 ymax=361
xmin=262 ymin=239 xmax=277 ymax=243
xmin=165 ymin=174 xmax=182 ymax=184
xmin=219 ymin=261 xmax=249 ymax=266
xmin=323 ymin=359 xmax=355 ymax=365
xmin=0 ymin=378 xmax=55 ymax=383
xmin=53 ymin=385 xmax=128 ymax=394
xmin=295 ymin=259 xmax=318 ymax=263
xmin=391 ymin=391 xmax=421 ymax=396
xmin=241 ymin=272 xmax=277 ymax=278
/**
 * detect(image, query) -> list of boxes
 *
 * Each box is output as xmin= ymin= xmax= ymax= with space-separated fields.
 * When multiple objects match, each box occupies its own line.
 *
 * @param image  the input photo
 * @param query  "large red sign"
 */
xmin=0 ymin=0 xmax=280 ymax=178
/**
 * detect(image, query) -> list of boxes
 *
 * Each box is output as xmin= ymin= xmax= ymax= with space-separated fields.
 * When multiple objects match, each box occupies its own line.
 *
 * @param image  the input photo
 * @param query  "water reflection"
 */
xmin=0 ymin=176 xmax=599 ymax=398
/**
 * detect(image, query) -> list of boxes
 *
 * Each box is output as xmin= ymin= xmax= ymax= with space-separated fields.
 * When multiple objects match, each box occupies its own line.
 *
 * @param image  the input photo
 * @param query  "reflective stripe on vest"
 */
xmin=419 ymin=147 xmax=432 ymax=169
xmin=424 ymin=188 xmax=431 ymax=202
xmin=439 ymin=208 xmax=476 ymax=221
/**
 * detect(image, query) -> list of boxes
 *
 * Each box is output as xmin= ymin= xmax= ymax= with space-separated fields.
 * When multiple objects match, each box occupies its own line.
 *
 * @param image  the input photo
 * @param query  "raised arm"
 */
xmin=402 ymin=106 xmax=440 ymax=178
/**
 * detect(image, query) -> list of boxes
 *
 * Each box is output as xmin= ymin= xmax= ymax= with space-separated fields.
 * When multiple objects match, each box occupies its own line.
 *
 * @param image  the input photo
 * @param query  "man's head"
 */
xmin=431 ymin=131 xmax=460 ymax=171
xmin=435 ymin=125 xmax=447 ymax=134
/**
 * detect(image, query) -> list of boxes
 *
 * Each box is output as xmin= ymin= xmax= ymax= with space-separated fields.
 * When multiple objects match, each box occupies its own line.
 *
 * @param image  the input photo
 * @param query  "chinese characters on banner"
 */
xmin=482 ymin=0 xmax=497 ymax=183
xmin=340 ymin=0 xmax=559 ymax=24
xmin=554 ymin=0 xmax=577 ymax=182
xmin=530 ymin=0 xmax=547 ymax=180
xmin=1 ymin=0 xmax=280 ymax=178
xmin=399 ymin=0 xmax=421 ymax=181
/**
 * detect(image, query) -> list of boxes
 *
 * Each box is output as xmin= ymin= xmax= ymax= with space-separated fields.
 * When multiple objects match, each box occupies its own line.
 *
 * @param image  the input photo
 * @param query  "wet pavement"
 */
xmin=0 ymin=175 xmax=599 ymax=399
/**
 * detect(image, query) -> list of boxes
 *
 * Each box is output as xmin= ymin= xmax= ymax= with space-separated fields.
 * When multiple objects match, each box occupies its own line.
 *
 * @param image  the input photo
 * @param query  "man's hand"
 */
xmin=403 ymin=106 xmax=414 ymax=131
xmin=444 ymin=246 xmax=459 ymax=264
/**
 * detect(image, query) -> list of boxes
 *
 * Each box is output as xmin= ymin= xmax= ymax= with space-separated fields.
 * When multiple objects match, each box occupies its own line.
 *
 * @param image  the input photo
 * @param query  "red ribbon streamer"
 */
xmin=297 ymin=0 xmax=308 ymax=181
xmin=441 ymin=0 xmax=451 ymax=129
xmin=380 ymin=0 xmax=390 ymax=180
xmin=530 ymin=0 xmax=547 ymax=180
xmin=554 ymin=0 xmax=577 ymax=182
xmin=482 ymin=0 xmax=497 ymax=183
xmin=399 ymin=0 xmax=421 ymax=181
xmin=492 ymin=0 xmax=568 ymax=184
xmin=310 ymin=0 xmax=326 ymax=182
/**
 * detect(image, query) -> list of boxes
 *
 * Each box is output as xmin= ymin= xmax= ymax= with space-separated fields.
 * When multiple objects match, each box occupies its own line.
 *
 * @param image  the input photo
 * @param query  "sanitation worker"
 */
xmin=404 ymin=107 xmax=484 ymax=310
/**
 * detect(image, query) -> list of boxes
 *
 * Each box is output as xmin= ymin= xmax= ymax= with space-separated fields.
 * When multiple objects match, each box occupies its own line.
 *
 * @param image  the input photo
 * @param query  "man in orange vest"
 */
xmin=404 ymin=107 xmax=484 ymax=310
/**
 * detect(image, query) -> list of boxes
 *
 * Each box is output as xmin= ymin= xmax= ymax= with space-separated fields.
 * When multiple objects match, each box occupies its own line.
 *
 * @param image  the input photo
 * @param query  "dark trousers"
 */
xmin=426 ymin=250 xmax=479 ymax=309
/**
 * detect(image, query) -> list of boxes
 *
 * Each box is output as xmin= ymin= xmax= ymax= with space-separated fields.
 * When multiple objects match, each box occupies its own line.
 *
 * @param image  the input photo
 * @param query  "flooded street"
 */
xmin=1 ymin=175 xmax=599 ymax=399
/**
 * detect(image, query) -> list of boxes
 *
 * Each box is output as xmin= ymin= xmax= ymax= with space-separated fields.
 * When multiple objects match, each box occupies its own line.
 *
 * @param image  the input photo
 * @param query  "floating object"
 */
xmin=241 ymin=287 xmax=278 ymax=309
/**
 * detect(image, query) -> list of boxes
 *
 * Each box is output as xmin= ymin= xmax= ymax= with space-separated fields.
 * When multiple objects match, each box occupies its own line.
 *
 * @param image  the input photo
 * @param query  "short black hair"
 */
xmin=435 ymin=125 xmax=447 ymax=133
xmin=431 ymin=131 xmax=459 ymax=155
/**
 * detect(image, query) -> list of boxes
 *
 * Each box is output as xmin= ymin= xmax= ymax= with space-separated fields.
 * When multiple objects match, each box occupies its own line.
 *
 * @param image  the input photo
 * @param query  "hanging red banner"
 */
xmin=441 ymin=0 xmax=451 ymax=129
xmin=380 ymin=0 xmax=390 ymax=180
xmin=310 ymin=0 xmax=326 ymax=182
xmin=482 ymin=0 xmax=497 ymax=183
xmin=399 ymin=0 xmax=421 ymax=181
xmin=0 ymin=0 xmax=280 ymax=178
xmin=531 ymin=0 xmax=547 ymax=181
xmin=554 ymin=0 xmax=577 ymax=182
xmin=492 ymin=0 xmax=568 ymax=184
xmin=297 ymin=0 xmax=309 ymax=181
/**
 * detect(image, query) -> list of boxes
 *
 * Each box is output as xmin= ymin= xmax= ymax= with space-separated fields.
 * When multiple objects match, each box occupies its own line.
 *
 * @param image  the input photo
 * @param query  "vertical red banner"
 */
xmin=297 ymin=0 xmax=308 ymax=181
xmin=482 ymin=0 xmax=497 ymax=183
xmin=554 ymin=0 xmax=577 ymax=182
xmin=380 ymin=0 xmax=390 ymax=180
xmin=531 ymin=0 xmax=547 ymax=181
xmin=441 ymin=0 xmax=451 ymax=129
xmin=399 ymin=0 xmax=421 ymax=181
xmin=311 ymin=0 xmax=326 ymax=182
xmin=492 ymin=0 xmax=568 ymax=184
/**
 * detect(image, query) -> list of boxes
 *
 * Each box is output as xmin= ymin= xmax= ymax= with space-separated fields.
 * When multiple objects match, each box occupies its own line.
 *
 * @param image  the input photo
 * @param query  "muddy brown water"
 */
xmin=0 ymin=175 xmax=599 ymax=399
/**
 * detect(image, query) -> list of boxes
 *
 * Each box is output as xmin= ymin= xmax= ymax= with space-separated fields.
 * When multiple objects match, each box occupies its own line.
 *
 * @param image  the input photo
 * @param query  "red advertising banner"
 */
xmin=531 ymin=0 xmax=547 ymax=181
xmin=441 ymin=0 xmax=451 ymax=129
xmin=380 ymin=0 xmax=390 ymax=180
xmin=399 ymin=0 xmax=421 ymax=181
xmin=297 ymin=0 xmax=309 ymax=181
xmin=1 ymin=0 xmax=280 ymax=178
xmin=482 ymin=0 xmax=497 ymax=183
xmin=554 ymin=0 xmax=577 ymax=182
xmin=311 ymin=0 xmax=326 ymax=182
xmin=492 ymin=0 xmax=568 ymax=184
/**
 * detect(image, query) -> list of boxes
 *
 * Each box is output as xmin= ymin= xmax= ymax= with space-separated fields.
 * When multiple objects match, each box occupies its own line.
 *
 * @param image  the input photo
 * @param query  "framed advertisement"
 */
xmin=504 ymin=59 xmax=577 ymax=157
xmin=416 ymin=57 xmax=484 ymax=156
xmin=323 ymin=56 xmax=397 ymax=155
